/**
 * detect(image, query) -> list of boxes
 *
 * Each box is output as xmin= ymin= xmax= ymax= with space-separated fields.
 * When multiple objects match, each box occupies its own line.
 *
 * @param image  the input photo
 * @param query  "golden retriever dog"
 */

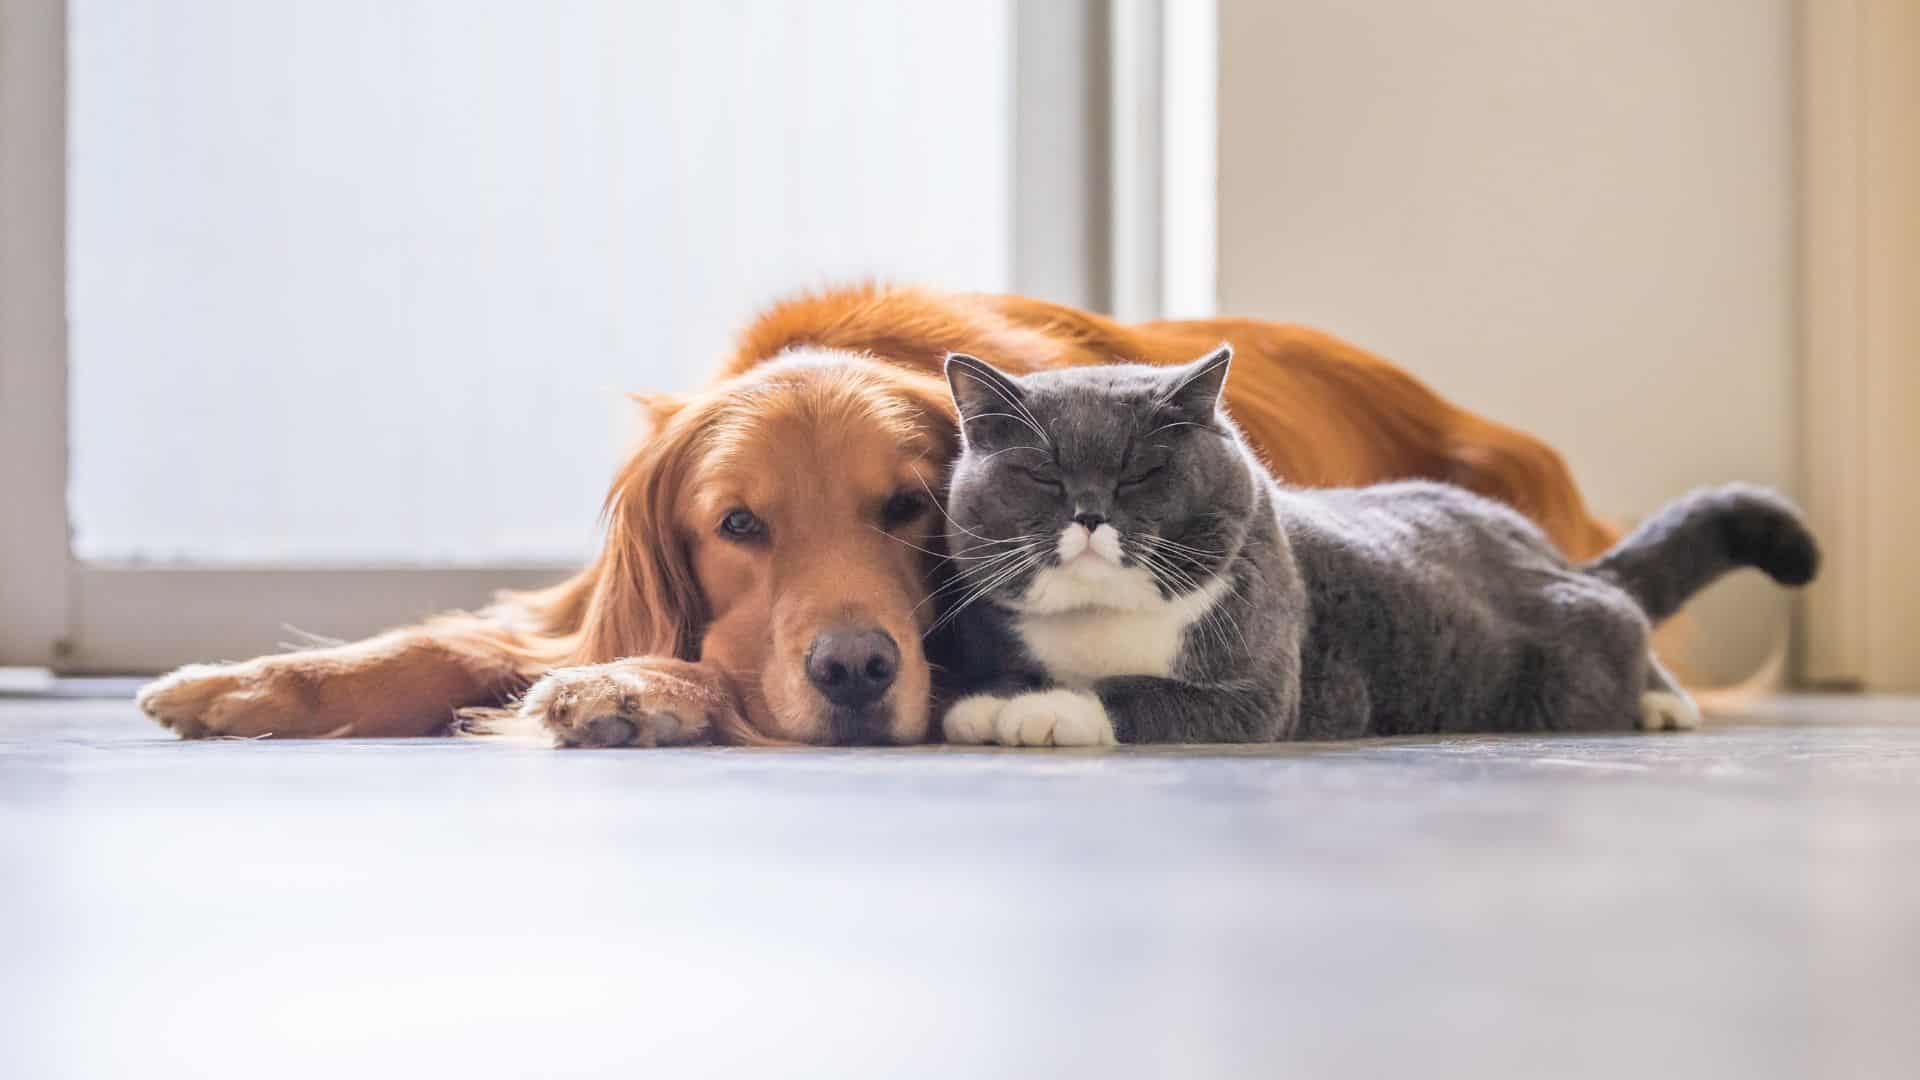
xmin=138 ymin=285 xmax=1621 ymax=746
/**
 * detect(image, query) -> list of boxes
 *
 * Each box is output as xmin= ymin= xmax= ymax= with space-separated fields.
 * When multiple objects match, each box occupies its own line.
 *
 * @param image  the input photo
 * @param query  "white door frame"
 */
xmin=1108 ymin=0 xmax=1218 ymax=323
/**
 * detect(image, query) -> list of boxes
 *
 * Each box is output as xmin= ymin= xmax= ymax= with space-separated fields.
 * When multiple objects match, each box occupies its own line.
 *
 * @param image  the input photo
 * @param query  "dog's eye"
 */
xmin=1119 ymin=466 xmax=1164 ymax=490
xmin=718 ymin=508 xmax=765 ymax=540
xmin=882 ymin=491 xmax=928 ymax=529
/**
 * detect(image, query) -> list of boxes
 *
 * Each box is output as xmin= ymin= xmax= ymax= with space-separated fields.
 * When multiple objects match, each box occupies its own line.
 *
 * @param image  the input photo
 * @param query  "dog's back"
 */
xmin=726 ymin=284 xmax=1617 ymax=562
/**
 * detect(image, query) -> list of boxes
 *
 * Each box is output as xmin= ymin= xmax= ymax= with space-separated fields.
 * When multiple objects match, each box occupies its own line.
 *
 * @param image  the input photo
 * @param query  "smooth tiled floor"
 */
xmin=3 ymin=695 xmax=1917 ymax=1079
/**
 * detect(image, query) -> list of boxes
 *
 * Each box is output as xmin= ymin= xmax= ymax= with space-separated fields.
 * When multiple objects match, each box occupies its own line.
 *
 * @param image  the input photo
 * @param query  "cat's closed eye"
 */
xmin=1015 ymin=465 xmax=1064 ymax=492
xmin=1119 ymin=465 xmax=1164 ymax=490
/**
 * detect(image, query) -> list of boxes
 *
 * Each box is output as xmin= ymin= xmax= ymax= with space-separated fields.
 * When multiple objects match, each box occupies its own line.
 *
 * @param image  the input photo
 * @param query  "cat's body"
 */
xmin=935 ymin=349 xmax=1818 ymax=746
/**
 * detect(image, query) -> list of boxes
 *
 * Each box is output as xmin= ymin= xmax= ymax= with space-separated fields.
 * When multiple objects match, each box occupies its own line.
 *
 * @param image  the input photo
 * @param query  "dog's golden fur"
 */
xmin=139 ymin=285 xmax=1629 ymax=745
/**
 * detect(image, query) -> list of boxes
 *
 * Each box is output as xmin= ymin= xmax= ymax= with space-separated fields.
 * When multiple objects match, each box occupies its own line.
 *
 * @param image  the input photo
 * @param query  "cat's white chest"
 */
xmin=1013 ymin=563 xmax=1230 ymax=689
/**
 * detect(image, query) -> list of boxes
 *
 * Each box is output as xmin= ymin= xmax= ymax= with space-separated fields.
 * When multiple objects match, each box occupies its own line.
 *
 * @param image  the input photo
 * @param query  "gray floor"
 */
xmin=3 ymin=695 xmax=1918 ymax=1080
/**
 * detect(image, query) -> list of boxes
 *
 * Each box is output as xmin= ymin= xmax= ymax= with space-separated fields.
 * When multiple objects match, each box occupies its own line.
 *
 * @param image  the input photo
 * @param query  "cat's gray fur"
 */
xmin=935 ymin=347 xmax=1818 ymax=744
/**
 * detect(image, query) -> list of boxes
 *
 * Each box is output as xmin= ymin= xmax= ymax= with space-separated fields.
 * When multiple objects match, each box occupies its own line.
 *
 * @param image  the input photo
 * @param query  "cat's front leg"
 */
xmin=941 ymin=693 xmax=1008 ymax=745
xmin=1096 ymin=675 xmax=1284 ymax=744
xmin=942 ymin=688 xmax=1117 ymax=748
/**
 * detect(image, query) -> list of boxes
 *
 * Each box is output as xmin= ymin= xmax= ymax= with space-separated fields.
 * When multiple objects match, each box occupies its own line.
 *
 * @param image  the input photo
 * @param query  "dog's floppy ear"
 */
xmin=1158 ymin=343 xmax=1234 ymax=418
xmin=625 ymin=391 xmax=687 ymax=444
xmin=944 ymin=353 xmax=1030 ymax=445
xmin=879 ymin=369 xmax=963 ymax=463
xmin=571 ymin=417 xmax=707 ymax=664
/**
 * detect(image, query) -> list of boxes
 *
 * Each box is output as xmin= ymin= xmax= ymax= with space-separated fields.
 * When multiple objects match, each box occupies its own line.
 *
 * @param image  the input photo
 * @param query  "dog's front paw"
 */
xmin=138 ymin=661 xmax=314 ymax=739
xmin=517 ymin=664 xmax=714 ymax=748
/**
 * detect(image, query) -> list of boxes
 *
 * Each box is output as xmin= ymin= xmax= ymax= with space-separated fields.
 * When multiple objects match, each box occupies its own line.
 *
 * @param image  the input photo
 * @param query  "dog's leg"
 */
xmin=509 ymin=658 xmax=741 ymax=747
xmin=137 ymin=611 xmax=536 ymax=739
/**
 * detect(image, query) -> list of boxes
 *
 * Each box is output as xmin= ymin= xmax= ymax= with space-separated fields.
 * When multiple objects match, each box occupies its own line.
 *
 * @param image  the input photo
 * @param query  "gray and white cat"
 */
xmin=934 ymin=346 xmax=1818 ymax=746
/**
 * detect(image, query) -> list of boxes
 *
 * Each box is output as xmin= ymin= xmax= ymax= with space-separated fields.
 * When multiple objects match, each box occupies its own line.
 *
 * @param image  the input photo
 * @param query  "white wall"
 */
xmin=69 ymin=0 xmax=1012 ymax=566
xmin=1218 ymin=0 xmax=1796 ymax=683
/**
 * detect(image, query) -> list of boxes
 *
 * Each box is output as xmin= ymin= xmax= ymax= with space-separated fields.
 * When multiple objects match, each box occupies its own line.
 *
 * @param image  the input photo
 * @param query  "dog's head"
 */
xmin=574 ymin=351 xmax=958 ymax=744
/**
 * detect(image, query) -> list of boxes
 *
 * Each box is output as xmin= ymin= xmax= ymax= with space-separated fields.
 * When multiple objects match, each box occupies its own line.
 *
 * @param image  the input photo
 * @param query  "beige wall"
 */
xmin=1800 ymin=0 xmax=1920 ymax=692
xmin=1218 ymin=0 xmax=1796 ymax=684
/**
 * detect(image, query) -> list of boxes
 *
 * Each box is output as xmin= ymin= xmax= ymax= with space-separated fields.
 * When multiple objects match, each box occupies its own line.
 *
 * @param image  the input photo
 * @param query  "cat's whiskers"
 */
xmin=1133 ymin=535 xmax=1243 ymax=653
xmin=870 ymin=526 xmax=1047 ymax=564
xmin=867 ymin=528 xmax=965 ymax=565
xmin=1128 ymin=538 xmax=1207 ymax=587
xmin=948 ymin=541 xmax=1044 ymax=591
xmin=904 ymin=468 xmax=1054 ymax=552
xmin=967 ymin=372 xmax=1054 ymax=449
xmin=961 ymin=532 xmax=1055 ymax=547
xmin=913 ymin=541 xmax=1048 ymax=617
xmin=1152 ymin=548 xmax=1249 ymax=659
xmin=1129 ymin=542 xmax=1248 ymax=660
xmin=961 ymin=412 xmax=1048 ymax=441
xmin=1195 ymin=587 xmax=1248 ymax=660
xmin=925 ymin=547 xmax=1050 ymax=638
xmin=972 ymin=444 xmax=1049 ymax=466
xmin=1150 ymin=346 xmax=1233 ymax=413
xmin=1135 ymin=533 xmax=1223 ymax=559
xmin=923 ymin=544 xmax=1034 ymax=596
xmin=1130 ymin=545 xmax=1228 ymax=660
xmin=1143 ymin=419 xmax=1209 ymax=439
xmin=1127 ymin=545 xmax=1223 ymax=656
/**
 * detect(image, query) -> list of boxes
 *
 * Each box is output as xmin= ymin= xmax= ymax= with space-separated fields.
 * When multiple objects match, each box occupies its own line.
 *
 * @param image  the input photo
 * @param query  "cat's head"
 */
xmin=940 ymin=346 xmax=1260 ymax=616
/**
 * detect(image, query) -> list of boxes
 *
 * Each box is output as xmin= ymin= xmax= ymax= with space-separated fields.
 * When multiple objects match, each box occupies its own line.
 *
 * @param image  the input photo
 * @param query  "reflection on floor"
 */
xmin=2 ymin=695 xmax=1917 ymax=1079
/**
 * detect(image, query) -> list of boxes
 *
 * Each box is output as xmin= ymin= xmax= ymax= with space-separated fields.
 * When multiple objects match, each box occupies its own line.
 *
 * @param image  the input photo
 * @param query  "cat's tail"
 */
xmin=1581 ymin=484 xmax=1819 ymax=624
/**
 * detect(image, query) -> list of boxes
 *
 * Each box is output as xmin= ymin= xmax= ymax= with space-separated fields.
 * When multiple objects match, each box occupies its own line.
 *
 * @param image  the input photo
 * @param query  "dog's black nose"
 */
xmin=1074 ymin=512 xmax=1108 ymax=531
xmin=805 ymin=628 xmax=900 ymax=709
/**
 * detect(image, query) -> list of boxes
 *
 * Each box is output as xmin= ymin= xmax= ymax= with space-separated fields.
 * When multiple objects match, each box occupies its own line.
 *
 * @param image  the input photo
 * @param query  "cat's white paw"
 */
xmin=994 ymin=689 xmax=1116 ymax=748
xmin=1638 ymin=689 xmax=1701 ymax=732
xmin=942 ymin=695 xmax=1005 ymax=745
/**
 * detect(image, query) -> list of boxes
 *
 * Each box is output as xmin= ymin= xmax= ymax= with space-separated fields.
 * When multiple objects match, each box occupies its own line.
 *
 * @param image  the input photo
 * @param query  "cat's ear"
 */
xmin=1160 ymin=344 xmax=1234 ymax=417
xmin=945 ymin=353 xmax=1027 ymax=434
